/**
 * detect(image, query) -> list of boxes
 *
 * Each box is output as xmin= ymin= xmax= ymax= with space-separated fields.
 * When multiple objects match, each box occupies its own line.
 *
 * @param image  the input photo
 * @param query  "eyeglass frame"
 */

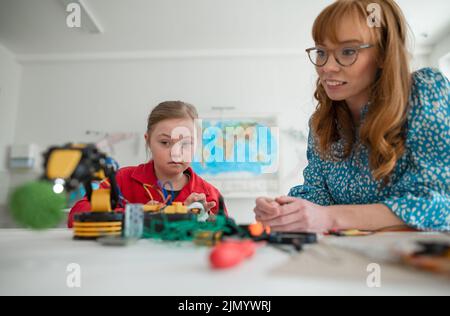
xmin=305 ymin=44 xmax=374 ymax=67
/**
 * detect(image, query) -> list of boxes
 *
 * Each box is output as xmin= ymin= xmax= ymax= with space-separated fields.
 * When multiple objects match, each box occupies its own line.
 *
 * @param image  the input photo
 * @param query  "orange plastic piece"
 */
xmin=210 ymin=240 xmax=257 ymax=269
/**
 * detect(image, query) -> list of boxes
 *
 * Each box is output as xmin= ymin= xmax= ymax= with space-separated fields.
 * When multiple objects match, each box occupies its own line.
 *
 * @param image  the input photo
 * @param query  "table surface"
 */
xmin=0 ymin=229 xmax=449 ymax=295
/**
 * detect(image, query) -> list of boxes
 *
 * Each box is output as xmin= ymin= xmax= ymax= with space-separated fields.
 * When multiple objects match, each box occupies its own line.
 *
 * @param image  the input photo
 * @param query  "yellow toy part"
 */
xmin=74 ymin=231 xmax=121 ymax=238
xmin=46 ymin=149 xmax=82 ymax=179
xmin=73 ymin=220 xmax=123 ymax=239
xmin=164 ymin=202 xmax=188 ymax=214
xmin=93 ymin=169 xmax=106 ymax=180
xmin=90 ymin=189 xmax=112 ymax=212
xmin=143 ymin=203 xmax=164 ymax=213
xmin=73 ymin=222 xmax=122 ymax=228
xmin=74 ymin=226 xmax=122 ymax=233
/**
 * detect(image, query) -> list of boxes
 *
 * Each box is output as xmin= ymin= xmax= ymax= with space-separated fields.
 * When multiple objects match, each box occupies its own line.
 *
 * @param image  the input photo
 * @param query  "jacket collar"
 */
xmin=131 ymin=160 xmax=200 ymax=192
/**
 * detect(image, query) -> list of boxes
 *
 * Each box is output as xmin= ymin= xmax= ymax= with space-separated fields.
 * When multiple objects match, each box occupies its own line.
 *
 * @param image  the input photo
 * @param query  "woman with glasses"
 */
xmin=254 ymin=0 xmax=449 ymax=233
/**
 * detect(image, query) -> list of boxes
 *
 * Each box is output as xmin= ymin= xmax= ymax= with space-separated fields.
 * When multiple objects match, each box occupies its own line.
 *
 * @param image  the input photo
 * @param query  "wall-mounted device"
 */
xmin=9 ymin=144 xmax=39 ymax=170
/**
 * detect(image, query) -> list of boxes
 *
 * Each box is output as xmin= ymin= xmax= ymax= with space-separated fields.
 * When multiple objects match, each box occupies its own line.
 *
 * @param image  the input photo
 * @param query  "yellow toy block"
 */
xmin=163 ymin=202 xmax=188 ymax=214
xmin=143 ymin=203 xmax=164 ymax=213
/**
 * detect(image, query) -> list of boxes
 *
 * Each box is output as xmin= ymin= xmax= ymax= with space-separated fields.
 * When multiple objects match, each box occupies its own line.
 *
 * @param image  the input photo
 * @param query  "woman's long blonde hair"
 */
xmin=311 ymin=0 xmax=411 ymax=183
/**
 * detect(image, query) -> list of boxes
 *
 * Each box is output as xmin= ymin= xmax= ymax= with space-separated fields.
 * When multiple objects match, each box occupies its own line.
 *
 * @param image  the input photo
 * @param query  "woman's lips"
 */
xmin=323 ymin=79 xmax=348 ymax=90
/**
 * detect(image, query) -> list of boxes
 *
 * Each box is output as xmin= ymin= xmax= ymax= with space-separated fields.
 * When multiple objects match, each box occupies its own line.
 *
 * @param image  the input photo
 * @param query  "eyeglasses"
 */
xmin=306 ymin=44 xmax=374 ymax=67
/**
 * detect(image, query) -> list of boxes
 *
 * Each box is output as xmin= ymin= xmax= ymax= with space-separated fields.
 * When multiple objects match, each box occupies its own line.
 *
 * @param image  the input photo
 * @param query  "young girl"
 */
xmin=68 ymin=101 xmax=227 ymax=228
xmin=254 ymin=0 xmax=449 ymax=232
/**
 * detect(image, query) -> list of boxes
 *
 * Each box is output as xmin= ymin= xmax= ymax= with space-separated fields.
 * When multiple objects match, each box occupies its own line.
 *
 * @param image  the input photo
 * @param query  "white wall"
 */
xmin=411 ymin=51 xmax=431 ymax=71
xmin=429 ymin=33 xmax=450 ymax=69
xmin=0 ymin=43 xmax=22 ymax=226
xmin=0 ymin=44 xmax=22 ymax=201
xmin=14 ymin=54 xmax=317 ymax=223
xmin=440 ymin=54 xmax=450 ymax=78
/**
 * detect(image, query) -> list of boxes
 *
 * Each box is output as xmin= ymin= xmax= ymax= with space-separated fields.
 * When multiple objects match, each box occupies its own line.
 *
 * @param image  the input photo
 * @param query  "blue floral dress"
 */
xmin=289 ymin=68 xmax=450 ymax=231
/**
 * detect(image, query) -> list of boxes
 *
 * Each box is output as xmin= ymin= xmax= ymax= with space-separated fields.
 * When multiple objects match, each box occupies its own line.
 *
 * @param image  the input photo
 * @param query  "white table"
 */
xmin=0 ymin=229 xmax=449 ymax=295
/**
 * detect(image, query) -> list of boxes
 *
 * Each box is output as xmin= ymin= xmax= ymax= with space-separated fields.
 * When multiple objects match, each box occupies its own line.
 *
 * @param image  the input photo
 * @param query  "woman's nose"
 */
xmin=320 ymin=54 xmax=341 ymax=73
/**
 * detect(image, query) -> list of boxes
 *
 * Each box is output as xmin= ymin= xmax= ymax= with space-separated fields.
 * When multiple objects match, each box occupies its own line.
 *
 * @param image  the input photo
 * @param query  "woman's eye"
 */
xmin=160 ymin=141 xmax=170 ymax=146
xmin=317 ymin=49 xmax=326 ymax=57
xmin=342 ymin=48 xmax=356 ymax=56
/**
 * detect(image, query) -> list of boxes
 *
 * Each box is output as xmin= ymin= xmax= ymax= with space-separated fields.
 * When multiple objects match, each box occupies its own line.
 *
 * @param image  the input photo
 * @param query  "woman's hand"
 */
xmin=184 ymin=193 xmax=216 ymax=213
xmin=254 ymin=196 xmax=334 ymax=233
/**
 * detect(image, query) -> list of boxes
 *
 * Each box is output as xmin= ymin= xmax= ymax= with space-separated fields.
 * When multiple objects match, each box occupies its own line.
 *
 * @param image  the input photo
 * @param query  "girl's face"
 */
xmin=316 ymin=16 xmax=379 ymax=108
xmin=146 ymin=118 xmax=196 ymax=177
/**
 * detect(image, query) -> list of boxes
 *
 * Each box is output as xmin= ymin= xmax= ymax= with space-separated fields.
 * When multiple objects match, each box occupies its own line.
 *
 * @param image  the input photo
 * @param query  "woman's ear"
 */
xmin=144 ymin=132 xmax=152 ymax=160
xmin=144 ymin=132 xmax=151 ymax=149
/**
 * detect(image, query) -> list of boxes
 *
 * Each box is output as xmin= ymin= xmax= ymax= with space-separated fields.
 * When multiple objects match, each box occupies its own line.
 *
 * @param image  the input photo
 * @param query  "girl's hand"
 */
xmin=184 ymin=193 xmax=216 ymax=213
xmin=254 ymin=196 xmax=334 ymax=233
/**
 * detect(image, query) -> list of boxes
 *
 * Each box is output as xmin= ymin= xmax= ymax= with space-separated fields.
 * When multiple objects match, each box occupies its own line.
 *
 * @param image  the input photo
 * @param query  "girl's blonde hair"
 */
xmin=147 ymin=101 xmax=199 ymax=135
xmin=310 ymin=0 xmax=411 ymax=183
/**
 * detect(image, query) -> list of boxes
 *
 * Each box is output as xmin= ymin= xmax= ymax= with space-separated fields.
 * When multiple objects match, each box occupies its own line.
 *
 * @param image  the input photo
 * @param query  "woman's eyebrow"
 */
xmin=338 ymin=39 xmax=363 ymax=44
xmin=315 ymin=39 xmax=363 ymax=48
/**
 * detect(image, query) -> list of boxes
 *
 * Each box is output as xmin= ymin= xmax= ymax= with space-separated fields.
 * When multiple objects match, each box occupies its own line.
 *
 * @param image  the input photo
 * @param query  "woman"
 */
xmin=254 ymin=0 xmax=449 ymax=233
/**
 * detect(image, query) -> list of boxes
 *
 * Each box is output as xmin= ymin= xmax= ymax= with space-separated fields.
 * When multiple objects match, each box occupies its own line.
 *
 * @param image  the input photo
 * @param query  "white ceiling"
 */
xmin=0 ymin=0 xmax=449 ymax=56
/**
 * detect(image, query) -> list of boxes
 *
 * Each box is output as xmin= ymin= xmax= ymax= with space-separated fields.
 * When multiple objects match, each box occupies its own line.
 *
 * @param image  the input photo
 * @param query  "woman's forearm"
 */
xmin=327 ymin=204 xmax=406 ymax=231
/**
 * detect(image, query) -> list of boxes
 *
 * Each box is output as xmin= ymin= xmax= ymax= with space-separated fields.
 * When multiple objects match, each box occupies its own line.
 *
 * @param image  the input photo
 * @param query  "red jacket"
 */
xmin=68 ymin=160 xmax=227 ymax=228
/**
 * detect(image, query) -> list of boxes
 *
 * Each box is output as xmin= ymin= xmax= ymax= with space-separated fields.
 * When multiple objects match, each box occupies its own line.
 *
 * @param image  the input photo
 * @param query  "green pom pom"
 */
xmin=8 ymin=181 xmax=67 ymax=230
